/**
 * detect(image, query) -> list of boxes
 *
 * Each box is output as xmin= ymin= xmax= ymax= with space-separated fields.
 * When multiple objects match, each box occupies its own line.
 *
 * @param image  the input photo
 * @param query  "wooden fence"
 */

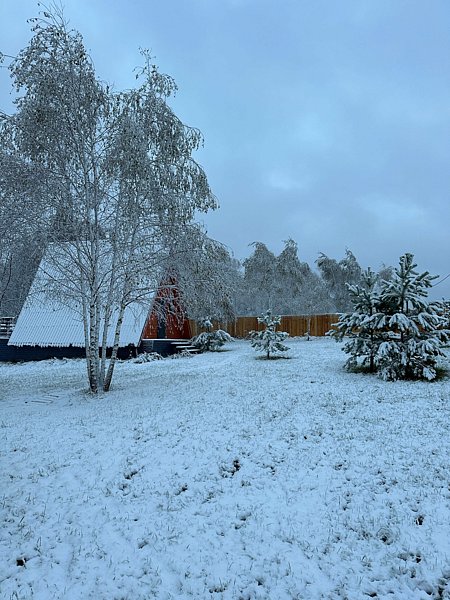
xmin=188 ymin=314 xmax=339 ymax=339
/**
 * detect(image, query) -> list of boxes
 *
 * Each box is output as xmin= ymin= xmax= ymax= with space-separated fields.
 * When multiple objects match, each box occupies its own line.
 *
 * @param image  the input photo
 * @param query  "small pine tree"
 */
xmin=191 ymin=317 xmax=234 ymax=352
xmin=330 ymin=268 xmax=388 ymax=372
xmin=249 ymin=310 xmax=289 ymax=359
xmin=376 ymin=254 xmax=448 ymax=381
xmin=333 ymin=254 xmax=449 ymax=381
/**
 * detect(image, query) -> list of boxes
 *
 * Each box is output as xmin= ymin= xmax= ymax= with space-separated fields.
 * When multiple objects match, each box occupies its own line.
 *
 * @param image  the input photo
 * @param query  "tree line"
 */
xmin=209 ymin=239 xmax=392 ymax=318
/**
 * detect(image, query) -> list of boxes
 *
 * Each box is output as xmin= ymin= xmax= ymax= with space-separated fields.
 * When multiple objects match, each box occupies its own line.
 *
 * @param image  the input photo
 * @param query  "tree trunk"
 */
xmin=103 ymin=302 xmax=127 ymax=392
xmin=369 ymin=330 xmax=375 ymax=372
xmin=99 ymin=306 xmax=112 ymax=390
xmin=88 ymin=293 xmax=100 ymax=393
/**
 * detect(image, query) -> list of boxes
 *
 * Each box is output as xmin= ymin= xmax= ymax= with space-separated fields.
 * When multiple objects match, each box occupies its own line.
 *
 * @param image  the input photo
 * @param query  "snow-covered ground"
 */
xmin=1 ymin=338 xmax=450 ymax=600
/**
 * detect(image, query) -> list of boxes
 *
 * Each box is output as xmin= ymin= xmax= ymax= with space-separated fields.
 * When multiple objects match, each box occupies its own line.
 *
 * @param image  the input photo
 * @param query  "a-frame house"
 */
xmin=0 ymin=248 xmax=193 ymax=362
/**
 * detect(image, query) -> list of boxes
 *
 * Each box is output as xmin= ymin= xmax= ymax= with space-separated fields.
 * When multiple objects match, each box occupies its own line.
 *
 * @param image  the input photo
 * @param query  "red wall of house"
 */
xmin=140 ymin=278 xmax=191 ymax=340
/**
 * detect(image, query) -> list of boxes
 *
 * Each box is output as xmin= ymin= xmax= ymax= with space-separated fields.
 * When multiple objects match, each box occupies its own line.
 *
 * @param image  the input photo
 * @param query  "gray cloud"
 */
xmin=1 ymin=0 xmax=449 ymax=297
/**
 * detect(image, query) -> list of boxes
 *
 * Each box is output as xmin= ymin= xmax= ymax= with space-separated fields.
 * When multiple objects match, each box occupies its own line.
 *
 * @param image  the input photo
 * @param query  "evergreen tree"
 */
xmin=191 ymin=317 xmax=233 ymax=352
xmin=333 ymin=254 xmax=449 ymax=381
xmin=330 ymin=267 xmax=387 ymax=372
xmin=249 ymin=310 xmax=289 ymax=359
xmin=440 ymin=300 xmax=450 ymax=330
xmin=376 ymin=253 xmax=448 ymax=381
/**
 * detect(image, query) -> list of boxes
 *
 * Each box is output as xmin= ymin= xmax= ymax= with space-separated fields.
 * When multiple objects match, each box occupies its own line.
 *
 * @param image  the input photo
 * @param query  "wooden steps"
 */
xmin=140 ymin=338 xmax=200 ymax=356
xmin=169 ymin=340 xmax=200 ymax=355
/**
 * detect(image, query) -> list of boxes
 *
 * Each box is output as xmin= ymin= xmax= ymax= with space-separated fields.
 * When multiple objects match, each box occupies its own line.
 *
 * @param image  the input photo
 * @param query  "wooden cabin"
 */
xmin=1 ymin=250 xmax=193 ymax=362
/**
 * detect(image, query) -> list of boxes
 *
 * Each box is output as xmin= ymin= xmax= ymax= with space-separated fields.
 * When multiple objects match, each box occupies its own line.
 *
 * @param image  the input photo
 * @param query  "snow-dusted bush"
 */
xmin=134 ymin=352 xmax=163 ymax=363
xmin=191 ymin=330 xmax=234 ymax=352
xmin=191 ymin=317 xmax=234 ymax=352
xmin=333 ymin=254 xmax=449 ymax=381
xmin=249 ymin=310 xmax=289 ymax=359
xmin=169 ymin=349 xmax=194 ymax=359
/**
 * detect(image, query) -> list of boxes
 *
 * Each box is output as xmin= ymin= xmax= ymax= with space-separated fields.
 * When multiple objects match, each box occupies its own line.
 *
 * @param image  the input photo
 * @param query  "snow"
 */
xmin=1 ymin=338 xmax=450 ymax=599
xmin=9 ymin=302 xmax=149 ymax=348
xmin=9 ymin=243 xmax=153 ymax=348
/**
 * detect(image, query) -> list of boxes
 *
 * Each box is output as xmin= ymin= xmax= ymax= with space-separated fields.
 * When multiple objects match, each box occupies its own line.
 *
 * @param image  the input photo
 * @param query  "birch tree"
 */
xmin=316 ymin=249 xmax=362 ymax=311
xmin=237 ymin=239 xmax=333 ymax=316
xmin=0 ymin=9 xmax=217 ymax=392
xmin=274 ymin=238 xmax=333 ymax=315
xmin=174 ymin=227 xmax=238 ymax=322
xmin=241 ymin=242 xmax=277 ymax=314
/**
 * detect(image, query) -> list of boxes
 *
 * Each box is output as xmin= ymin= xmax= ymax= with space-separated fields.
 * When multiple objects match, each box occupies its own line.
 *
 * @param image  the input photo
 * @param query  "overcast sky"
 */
xmin=1 ymin=1 xmax=450 ymax=298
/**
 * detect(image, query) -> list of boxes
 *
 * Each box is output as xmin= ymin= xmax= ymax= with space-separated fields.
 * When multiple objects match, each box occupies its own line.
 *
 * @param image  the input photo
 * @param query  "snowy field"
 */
xmin=1 ymin=338 xmax=450 ymax=600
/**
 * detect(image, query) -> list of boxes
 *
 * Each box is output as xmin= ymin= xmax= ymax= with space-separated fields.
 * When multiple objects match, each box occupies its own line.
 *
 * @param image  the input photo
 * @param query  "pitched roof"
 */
xmin=9 ymin=244 xmax=153 ymax=348
xmin=9 ymin=303 xmax=149 ymax=348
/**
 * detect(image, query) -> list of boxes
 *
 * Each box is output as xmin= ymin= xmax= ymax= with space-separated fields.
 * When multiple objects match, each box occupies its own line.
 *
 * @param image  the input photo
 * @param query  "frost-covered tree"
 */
xmin=299 ymin=269 xmax=335 ymax=315
xmin=316 ymin=250 xmax=362 ymax=311
xmin=275 ymin=239 xmax=334 ymax=315
xmin=0 ymin=9 xmax=216 ymax=392
xmin=241 ymin=242 xmax=277 ymax=314
xmin=330 ymin=267 xmax=387 ymax=372
xmin=439 ymin=300 xmax=450 ymax=330
xmin=376 ymin=253 xmax=449 ymax=381
xmin=175 ymin=229 xmax=239 ymax=322
xmin=333 ymin=254 xmax=449 ymax=381
xmin=191 ymin=317 xmax=234 ymax=352
xmin=273 ymin=239 xmax=304 ymax=313
xmin=249 ymin=310 xmax=289 ymax=359
xmin=237 ymin=239 xmax=333 ymax=316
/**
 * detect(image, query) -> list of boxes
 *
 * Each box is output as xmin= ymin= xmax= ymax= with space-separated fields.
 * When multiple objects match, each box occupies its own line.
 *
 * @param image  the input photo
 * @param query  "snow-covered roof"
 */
xmin=9 ymin=303 xmax=149 ymax=348
xmin=9 ymin=244 xmax=153 ymax=348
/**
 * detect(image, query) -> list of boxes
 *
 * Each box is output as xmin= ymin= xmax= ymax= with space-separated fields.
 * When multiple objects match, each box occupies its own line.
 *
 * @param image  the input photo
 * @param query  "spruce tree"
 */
xmin=249 ymin=310 xmax=289 ymax=359
xmin=331 ymin=268 xmax=387 ymax=372
xmin=376 ymin=254 xmax=448 ymax=381
xmin=333 ymin=253 xmax=448 ymax=381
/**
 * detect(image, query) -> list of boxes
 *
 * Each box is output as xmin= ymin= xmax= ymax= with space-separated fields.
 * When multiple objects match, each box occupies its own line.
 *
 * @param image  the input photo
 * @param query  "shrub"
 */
xmin=191 ymin=317 xmax=234 ymax=352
